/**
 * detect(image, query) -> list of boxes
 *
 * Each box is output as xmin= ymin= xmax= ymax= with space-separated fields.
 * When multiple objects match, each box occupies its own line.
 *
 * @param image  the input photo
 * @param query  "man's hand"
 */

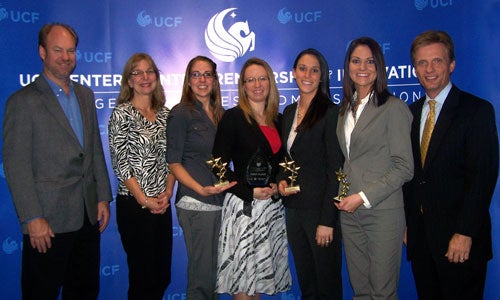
xmin=445 ymin=233 xmax=472 ymax=263
xmin=97 ymin=201 xmax=110 ymax=233
xmin=27 ymin=218 xmax=55 ymax=253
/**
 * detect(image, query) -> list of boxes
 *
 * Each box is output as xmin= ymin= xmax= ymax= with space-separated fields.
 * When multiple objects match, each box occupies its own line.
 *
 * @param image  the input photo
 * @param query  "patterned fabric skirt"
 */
xmin=216 ymin=193 xmax=292 ymax=296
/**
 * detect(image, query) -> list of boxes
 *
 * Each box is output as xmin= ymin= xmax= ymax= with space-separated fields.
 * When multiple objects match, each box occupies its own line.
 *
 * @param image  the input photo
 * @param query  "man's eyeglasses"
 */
xmin=190 ymin=71 xmax=214 ymax=79
xmin=130 ymin=69 xmax=156 ymax=77
xmin=243 ymin=76 xmax=269 ymax=84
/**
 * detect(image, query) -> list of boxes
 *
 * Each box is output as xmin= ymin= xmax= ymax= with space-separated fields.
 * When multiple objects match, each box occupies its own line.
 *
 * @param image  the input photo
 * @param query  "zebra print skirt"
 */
xmin=216 ymin=193 xmax=292 ymax=296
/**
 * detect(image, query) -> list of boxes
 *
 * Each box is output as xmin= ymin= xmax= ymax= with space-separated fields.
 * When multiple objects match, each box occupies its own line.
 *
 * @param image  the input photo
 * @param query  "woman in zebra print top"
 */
xmin=108 ymin=53 xmax=175 ymax=300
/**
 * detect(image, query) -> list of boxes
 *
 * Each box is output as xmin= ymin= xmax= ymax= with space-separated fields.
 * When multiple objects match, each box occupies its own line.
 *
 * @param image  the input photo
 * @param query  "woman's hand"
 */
xmin=253 ymin=183 xmax=278 ymax=200
xmin=334 ymin=193 xmax=364 ymax=213
xmin=198 ymin=181 xmax=237 ymax=197
xmin=316 ymin=225 xmax=334 ymax=247
xmin=147 ymin=194 xmax=170 ymax=214
xmin=278 ymin=180 xmax=299 ymax=197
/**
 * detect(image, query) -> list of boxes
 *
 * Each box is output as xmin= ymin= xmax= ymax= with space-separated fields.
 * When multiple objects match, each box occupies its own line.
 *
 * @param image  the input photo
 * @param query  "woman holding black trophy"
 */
xmin=211 ymin=57 xmax=291 ymax=300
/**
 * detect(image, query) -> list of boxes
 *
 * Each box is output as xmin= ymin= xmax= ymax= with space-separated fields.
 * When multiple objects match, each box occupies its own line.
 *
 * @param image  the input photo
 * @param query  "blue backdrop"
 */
xmin=1 ymin=1 xmax=499 ymax=299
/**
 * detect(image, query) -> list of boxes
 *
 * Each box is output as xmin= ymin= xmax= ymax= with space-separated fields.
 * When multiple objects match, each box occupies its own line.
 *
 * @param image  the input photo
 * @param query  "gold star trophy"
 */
xmin=279 ymin=157 xmax=301 ymax=192
xmin=334 ymin=168 xmax=350 ymax=202
xmin=206 ymin=156 xmax=230 ymax=188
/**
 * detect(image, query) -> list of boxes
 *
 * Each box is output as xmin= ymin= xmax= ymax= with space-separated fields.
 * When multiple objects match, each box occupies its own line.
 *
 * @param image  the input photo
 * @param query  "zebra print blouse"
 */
xmin=108 ymin=102 xmax=170 ymax=197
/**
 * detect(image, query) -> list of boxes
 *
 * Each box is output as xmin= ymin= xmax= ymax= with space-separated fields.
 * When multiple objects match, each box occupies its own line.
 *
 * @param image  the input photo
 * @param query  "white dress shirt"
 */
xmin=344 ymin=92 xmax=372 ymax=208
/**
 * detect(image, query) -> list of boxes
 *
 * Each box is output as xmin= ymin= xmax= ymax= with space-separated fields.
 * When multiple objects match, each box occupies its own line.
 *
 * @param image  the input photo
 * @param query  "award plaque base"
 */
xmin=285 ymin=185 xmax=301 ymax=193
xmin=214 ymin=181 xmax=230 ymax=188
xmin=333 ymin=196 xmax=343 ymax=203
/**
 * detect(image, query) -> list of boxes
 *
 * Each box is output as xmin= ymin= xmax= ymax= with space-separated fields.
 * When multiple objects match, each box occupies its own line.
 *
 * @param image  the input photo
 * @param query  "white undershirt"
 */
xmin=286 ymin=104 xmax=300 ymax=156
xmin=343 ymin=92 xmax=372 ymax=208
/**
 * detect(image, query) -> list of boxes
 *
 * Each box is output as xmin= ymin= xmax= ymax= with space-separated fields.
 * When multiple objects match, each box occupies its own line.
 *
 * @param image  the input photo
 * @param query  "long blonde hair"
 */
xmin=237 ymin=57 xmax=279 ymax=125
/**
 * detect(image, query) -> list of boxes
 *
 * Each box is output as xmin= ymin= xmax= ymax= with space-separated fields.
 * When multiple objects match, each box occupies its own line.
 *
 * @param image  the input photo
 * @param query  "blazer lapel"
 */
xmin=74 ymin=84 xmax=89 ymax=149
xmin=411 ymin=98 xmax=425 ymax=170
xmin=249 ymin=117 xmax=273 ymax=155
xmin=348 ymin=101 xmax=378 ymax=160
xmin=283 ymin=103 xmax=301 ymax=153
xmin=36 ymin=76 xmax=82 ymax=148
xmin=336 ymin=111 xmax=348 ymax=159
xmin=423 ymin=86 xmax=460 ymax=169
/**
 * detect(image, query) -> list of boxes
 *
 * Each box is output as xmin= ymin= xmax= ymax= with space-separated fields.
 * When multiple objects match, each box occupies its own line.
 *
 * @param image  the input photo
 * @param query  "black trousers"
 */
xmin=285 ymin=208 xmax=343 ymax=300
xmin=410 ymin=213 xmax=487 ymax=300
xmin=116 ymin=194 xmax=172 ymax=300
xmin=22 ymin=212 xmax=101 ymax=300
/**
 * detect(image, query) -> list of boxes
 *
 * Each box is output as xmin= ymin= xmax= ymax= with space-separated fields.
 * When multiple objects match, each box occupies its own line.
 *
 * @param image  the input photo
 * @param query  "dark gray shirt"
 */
xmin=166 ymin=100 xmax=223 ymax=206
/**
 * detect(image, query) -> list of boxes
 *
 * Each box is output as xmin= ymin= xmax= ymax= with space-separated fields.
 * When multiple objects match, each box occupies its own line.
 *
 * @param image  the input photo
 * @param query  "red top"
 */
xmin=259 ymin=125 xmax=281 ymax=154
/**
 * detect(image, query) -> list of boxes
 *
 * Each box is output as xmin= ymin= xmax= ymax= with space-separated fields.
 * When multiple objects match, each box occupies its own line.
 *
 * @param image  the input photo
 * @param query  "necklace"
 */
xmin=297 ymin=110 xmax=304 ymax=120
xmin=297 ymin=101 xmax=308 ymax=120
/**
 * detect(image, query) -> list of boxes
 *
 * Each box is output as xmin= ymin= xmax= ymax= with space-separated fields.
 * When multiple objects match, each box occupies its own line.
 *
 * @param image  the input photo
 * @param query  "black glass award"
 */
xmin=246 ymin=150 xmax=272 ymax=187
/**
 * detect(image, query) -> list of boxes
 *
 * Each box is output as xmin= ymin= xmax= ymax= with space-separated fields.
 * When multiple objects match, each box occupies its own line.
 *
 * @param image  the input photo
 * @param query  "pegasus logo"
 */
xmin=137 ymin=10 xmax=152 ymax=27
xmin=415 ymin=0 xmax=428 ymax=10
xmin=2 ymin=237 xmax=19 ymax=254
xmin=204 ymin=8 xmax=255 ymax=62
xmin=0 ymin=7 xmax=8 ymax=21
xmin=277 ymin=8 xmax=292 ymax=24
xmin=415 ymin=0 xmax=453 ymax=10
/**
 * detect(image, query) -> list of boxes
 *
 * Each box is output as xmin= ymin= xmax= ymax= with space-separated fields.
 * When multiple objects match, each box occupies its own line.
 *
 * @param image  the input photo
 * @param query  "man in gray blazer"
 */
xmin=3 ymin=23 xmax=112 ymax=299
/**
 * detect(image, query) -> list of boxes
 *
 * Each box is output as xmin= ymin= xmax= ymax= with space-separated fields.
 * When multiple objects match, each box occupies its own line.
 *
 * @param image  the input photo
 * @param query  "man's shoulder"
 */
xmin=454 ymin=86 xmax=490 ymax=106
xmin=6 ymin=78 xmax=46 ymax=109
xmin=8 ymin=80 xmax=40 ymax=99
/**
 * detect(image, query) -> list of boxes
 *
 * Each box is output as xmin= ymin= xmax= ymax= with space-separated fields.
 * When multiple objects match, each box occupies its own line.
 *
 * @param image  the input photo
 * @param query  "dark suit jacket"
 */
xmin=3 ymin=75 xmax=112 ymax=234
xmin=279 ymin=96 xmax=343 ymax=228
xmin=404 ymin=85 xmax=499 ymax=262
xmin=212 ymin=106 xmax=284 ymax=206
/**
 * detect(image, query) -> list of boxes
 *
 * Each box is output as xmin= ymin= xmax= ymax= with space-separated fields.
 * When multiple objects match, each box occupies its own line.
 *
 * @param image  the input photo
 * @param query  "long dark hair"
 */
xmin=339 ymin=37 xmax=390 ymax=116
xmin=293 ymin=48 xmax=333 ymax=131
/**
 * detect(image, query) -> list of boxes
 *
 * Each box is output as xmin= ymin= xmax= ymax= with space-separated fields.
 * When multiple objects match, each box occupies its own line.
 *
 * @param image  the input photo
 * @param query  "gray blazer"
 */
xmin=3 ymin=75 xmax=112 ymax=234
xmin=336 ymin=96 xmax=413 ymax=209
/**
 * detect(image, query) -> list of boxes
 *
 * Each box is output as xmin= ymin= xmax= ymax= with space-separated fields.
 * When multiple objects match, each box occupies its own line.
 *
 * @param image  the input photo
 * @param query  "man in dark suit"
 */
xmin=3 ymin=23 xmax=112 ymax=299
xmin=404 ymin=30 xmax=498 ymax=300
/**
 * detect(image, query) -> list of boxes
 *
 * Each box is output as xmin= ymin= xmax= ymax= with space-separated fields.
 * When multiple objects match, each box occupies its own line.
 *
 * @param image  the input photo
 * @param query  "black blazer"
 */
xmin=212 ymin=106 xmax=284 ymax=211
xmin=279 ymin=95 xmax=343 ymax=228
xmin=404 ymin=85 xmax=499 ymax=262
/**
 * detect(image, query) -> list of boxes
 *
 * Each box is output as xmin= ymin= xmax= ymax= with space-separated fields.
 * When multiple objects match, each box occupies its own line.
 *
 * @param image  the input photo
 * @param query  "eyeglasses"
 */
xmin=190 ymin=71 xmax=214 ymax=79
xmin=243 ymin=76 xmax=269 ymax=84
xmin=130 ymin=69 xmax=156 ymax=77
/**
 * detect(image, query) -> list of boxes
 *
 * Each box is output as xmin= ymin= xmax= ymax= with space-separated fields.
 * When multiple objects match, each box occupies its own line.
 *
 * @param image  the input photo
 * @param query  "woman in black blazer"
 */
xmin=278 ymin=49 xmax=344 ymax=300
xmin=212 ymin=58 xmax=291 ymax=299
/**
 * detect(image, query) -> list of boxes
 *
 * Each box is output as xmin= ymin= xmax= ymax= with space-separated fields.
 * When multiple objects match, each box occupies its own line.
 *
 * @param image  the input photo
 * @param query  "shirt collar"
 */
xmin=426 ymin=81 xmax=452 ymax=106
xmin=43 ymin=74 xmax=74 ymax=96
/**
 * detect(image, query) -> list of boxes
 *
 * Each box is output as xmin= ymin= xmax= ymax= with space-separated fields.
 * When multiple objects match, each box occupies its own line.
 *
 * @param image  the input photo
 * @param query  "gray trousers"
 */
xmin=177 ymin=207 xmax=221 ymax=300
xmin=341 ymin=207 xmax=405 ymax=300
